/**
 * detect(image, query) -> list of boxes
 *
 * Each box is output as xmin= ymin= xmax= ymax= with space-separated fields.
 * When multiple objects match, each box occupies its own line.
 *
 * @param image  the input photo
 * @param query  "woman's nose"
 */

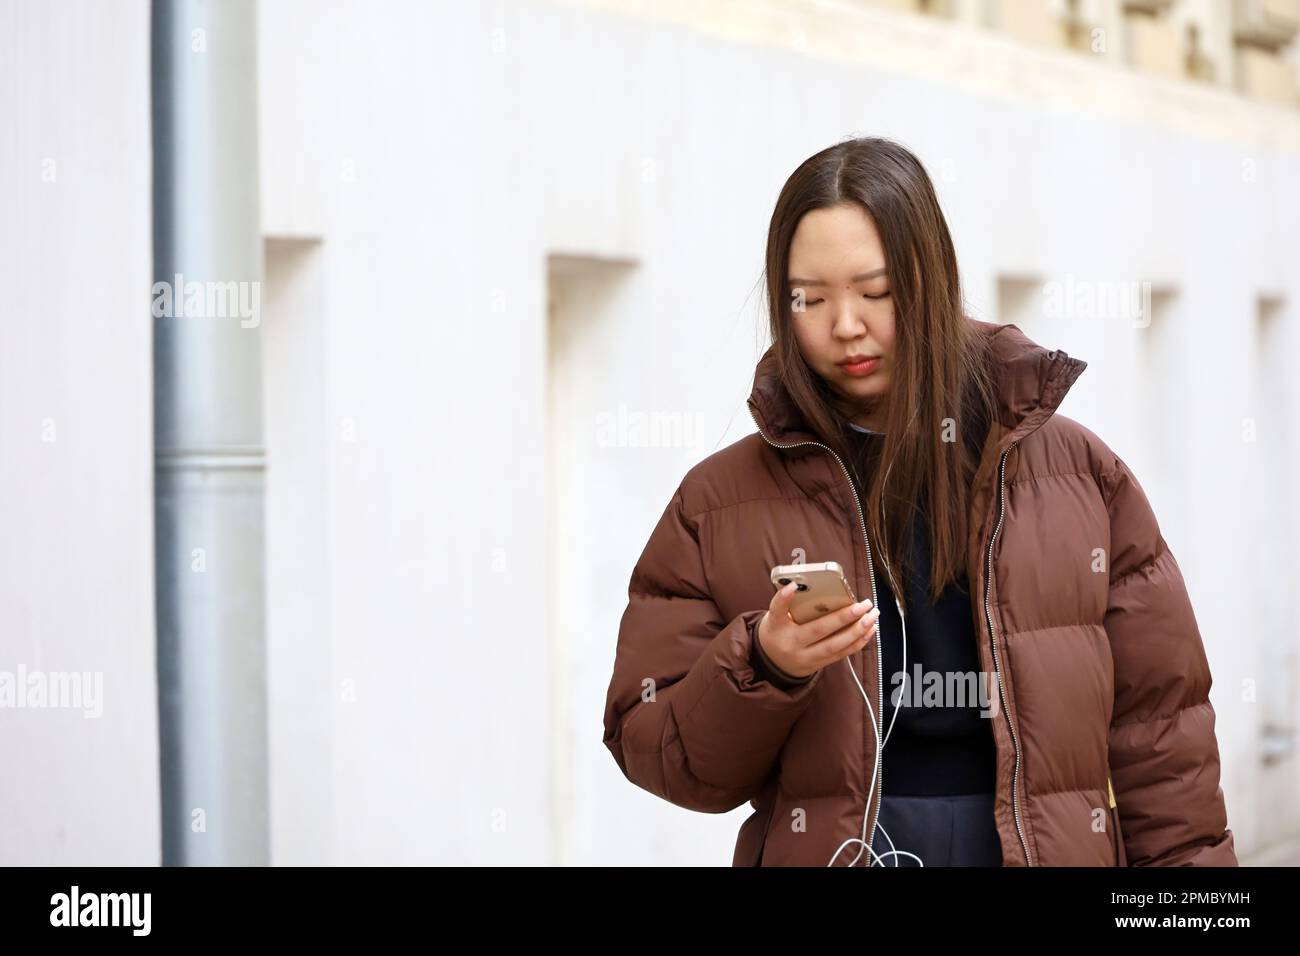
xmin=833 ymin=301 xmax=867 ymax=336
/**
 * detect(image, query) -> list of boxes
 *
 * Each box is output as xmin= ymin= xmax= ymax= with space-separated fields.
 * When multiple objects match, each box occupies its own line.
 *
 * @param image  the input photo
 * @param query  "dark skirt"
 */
xmin=869 ymin=792 xmax=1003 ymax=867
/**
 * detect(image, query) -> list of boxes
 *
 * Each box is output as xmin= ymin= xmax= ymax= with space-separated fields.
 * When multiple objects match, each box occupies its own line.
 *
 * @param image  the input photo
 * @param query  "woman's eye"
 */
xmin=798 ymin=292 xmax=888 ymax=308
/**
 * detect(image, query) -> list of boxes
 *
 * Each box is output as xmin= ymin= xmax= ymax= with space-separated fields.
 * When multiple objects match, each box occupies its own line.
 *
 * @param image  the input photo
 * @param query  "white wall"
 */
xmin=0 ymin=0 xmax=158 ymax=864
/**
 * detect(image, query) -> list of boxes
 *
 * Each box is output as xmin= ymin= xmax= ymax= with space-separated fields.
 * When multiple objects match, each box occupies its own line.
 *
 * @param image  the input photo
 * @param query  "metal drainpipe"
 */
xmin=151 ymin=0 xmax=268 ymax=865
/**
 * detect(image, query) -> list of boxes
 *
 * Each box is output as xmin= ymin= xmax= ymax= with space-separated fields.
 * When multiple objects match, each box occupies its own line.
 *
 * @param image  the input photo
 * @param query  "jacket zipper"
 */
xmin=747 ymin=404 xmax=884 ymax=864
xmin=1107 ymin=774 xmax=1124 ymax=866
xmin=748 ymin=405 xmax=1035 ymax=866
xmin=985 ymin=439 xmax=1034 ymax=866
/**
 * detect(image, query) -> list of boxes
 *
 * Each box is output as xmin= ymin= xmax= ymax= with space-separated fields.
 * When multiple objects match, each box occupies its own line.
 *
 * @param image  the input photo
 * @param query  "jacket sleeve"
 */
xmin=754 ymin=631 xmax=817 ymax=690
xmin=602 ymin=481 xmax=822 ymax=813
xmin=1100 ymin=455 xmax=1237 ymax=866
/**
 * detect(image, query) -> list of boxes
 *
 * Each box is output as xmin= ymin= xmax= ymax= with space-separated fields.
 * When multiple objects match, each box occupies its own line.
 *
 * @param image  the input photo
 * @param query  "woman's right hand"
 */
xmin=756 ymin=583 xmax=879 ymax=680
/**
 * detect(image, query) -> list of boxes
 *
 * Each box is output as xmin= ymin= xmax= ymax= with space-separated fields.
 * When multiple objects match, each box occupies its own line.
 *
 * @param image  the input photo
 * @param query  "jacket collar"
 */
xmin=746 ymin=316 xmax=1087 ymax=454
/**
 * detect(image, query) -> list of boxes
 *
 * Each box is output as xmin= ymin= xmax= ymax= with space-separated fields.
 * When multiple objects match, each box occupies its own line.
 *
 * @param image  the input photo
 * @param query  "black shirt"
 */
xmin=748 ymin=422 xmax=1000 ymax=795
xmin=845 ymin=422 xmax=997 ymax=797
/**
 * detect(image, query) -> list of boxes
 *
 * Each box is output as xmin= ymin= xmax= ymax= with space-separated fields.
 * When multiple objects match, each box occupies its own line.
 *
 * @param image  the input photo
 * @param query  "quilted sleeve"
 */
xmin=1100 ymin=455 xmax=1237 ymax=866
xmin=602 ymin=481 xmax=822 ymax=813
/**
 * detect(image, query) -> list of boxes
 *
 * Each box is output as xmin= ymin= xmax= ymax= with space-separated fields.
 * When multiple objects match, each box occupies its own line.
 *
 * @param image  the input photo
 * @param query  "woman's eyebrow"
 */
xmin=787 ymin=269 xmax=888 ymax=287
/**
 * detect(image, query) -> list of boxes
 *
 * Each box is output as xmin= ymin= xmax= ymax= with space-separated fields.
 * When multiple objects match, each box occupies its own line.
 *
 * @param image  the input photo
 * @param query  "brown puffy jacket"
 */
xmin=602 ymin=317 xmax=1237 ymax=867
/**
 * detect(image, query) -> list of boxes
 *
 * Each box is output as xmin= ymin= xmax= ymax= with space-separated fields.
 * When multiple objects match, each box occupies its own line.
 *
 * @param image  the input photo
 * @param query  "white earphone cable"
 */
xmin=826 ymin=594 xmax=923 ymax=866
xmin=826 ymin=401 xmax=927 ymax=866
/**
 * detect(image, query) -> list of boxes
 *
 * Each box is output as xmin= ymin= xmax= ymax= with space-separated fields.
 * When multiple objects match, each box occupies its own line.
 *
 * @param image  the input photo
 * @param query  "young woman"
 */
xmin=601 ymin=137 xmax=1237 ymax=867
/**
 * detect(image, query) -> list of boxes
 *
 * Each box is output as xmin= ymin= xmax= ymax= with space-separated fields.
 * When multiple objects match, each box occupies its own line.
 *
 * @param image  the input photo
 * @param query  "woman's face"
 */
xmin=786 ymin=202 xmax=896 ymax=430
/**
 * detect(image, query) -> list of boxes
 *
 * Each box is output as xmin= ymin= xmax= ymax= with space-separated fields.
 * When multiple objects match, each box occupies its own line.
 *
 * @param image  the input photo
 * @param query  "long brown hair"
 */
xmin=763 ymin=136 xmax=998 ymax=611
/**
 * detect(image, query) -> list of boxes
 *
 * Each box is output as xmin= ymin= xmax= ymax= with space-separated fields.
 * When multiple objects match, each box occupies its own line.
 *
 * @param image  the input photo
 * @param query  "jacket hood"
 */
xmin=746 ymin=316 xmax=1088 ymax=452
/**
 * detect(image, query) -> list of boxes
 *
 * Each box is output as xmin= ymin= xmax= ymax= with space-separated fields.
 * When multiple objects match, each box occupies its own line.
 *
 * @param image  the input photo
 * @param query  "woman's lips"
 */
xmin=839 ymin=357 xmax=881 ymax=376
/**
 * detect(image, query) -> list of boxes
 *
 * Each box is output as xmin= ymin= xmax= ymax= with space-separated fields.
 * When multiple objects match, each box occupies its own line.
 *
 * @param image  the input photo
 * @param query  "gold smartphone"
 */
xmin=769 ymin=561 xmax=858 ymax=625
